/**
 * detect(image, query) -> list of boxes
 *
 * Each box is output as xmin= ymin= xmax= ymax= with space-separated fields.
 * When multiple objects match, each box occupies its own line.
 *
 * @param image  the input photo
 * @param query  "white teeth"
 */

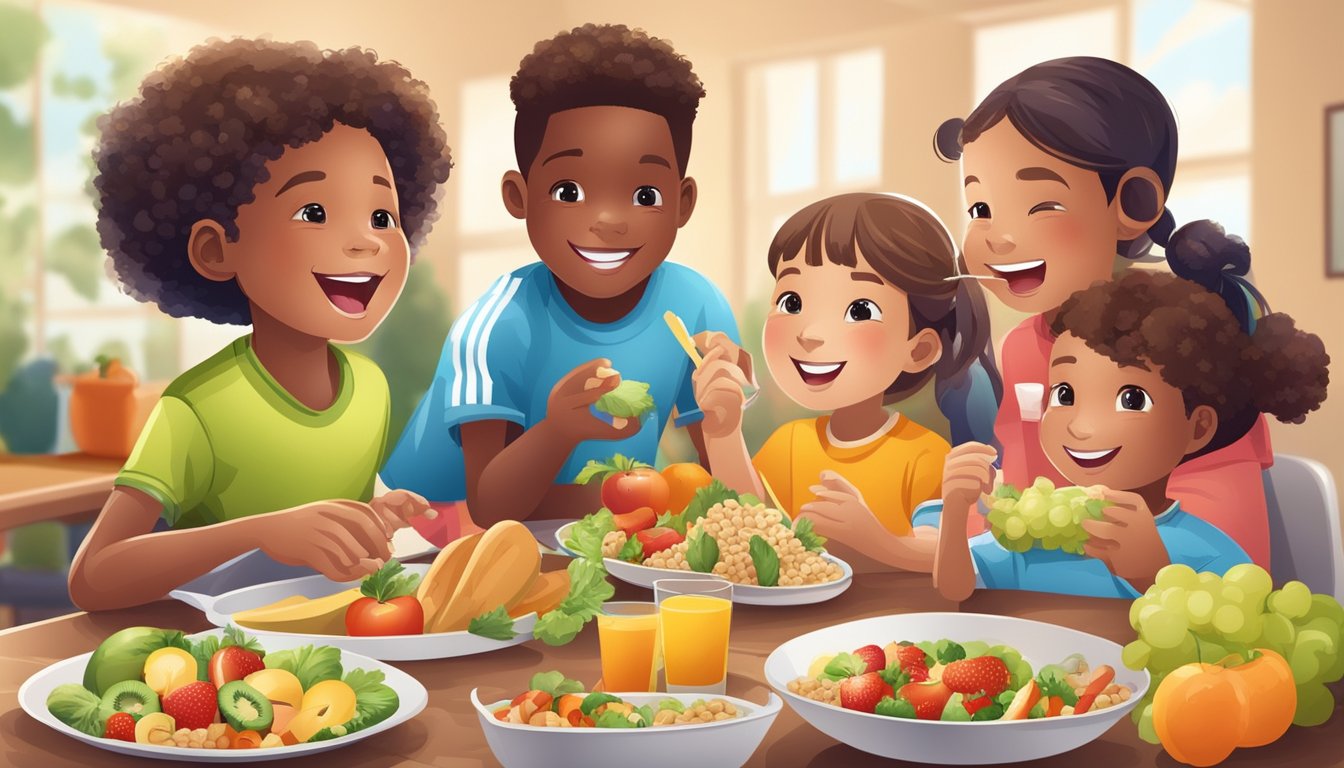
xmin=574 ymin=247 xmax=633 ymax=268
xmin=1065 ymin=447 xmax=1117 ymax=461
xmin=323 ymin=275 xmax=374 ymax=284
xmin=798 ymin=362 xmax=843 ymax=375
xmin=987 ymin=259 xmax=1046 ymax=274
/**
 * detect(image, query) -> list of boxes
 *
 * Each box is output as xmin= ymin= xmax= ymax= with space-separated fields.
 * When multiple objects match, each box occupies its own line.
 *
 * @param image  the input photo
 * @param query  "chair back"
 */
xmin=1264 ymin=454 xmax=1344 ymax=598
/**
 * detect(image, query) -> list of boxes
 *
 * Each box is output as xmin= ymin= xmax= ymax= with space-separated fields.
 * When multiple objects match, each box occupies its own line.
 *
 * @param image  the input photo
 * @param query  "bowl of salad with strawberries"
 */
xmin=765 ymin=612 xmax=1148 ymax=765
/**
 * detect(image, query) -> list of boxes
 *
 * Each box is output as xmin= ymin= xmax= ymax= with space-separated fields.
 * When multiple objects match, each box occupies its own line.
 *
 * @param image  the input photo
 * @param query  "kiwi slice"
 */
xmin=218 ymin=681 xmax=274 ymax=732
xmin=100 ymin=680 xmax=160 ymax=720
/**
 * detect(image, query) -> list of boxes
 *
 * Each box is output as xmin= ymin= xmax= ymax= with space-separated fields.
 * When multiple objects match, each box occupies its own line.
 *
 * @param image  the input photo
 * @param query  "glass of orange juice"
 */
xmin=655 ymin=579 xmax=733 ymax=694
xmin=597 ymin=602 xmax=660 ymax=692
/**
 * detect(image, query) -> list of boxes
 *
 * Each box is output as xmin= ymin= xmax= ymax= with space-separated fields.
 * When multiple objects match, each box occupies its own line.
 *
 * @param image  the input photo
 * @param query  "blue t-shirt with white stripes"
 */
xmin=381 ymin=261 xmax=739 ymax=501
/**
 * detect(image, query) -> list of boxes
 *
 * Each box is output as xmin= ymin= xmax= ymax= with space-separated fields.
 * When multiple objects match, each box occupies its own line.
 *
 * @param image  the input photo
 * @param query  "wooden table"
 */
xmin=2 ymin=566 xmax=1341 ymax=767
xmin=0 ymin=454 xmax=120 ymax=533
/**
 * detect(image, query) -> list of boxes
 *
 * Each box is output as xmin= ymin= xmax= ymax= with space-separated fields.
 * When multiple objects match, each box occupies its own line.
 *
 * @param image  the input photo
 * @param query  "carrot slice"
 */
xmin=1004 ymin=680 xmax=1041 ymax=720
xmin=1073 ymin=665 xmax=1115 ymax=714
xmin=232 ymin=730 xmax=262 ymax=749
xmin=1045 ymin=695 xmax=1064 ymax=717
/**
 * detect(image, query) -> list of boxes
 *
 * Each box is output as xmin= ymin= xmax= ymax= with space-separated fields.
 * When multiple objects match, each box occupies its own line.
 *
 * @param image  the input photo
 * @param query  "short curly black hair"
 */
xmin=93 ymin=38 xmax=453 ymax=325
xmin=510 ymin=23 xmax=704 ymax=177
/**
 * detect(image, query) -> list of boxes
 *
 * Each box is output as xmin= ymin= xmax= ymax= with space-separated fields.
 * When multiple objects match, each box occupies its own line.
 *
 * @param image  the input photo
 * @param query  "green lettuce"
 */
xmin=594 ymin=381 xmax=655 ymax=420
xmin=47 ymin=684 xmax=111 ymax=737
xmin=307 ymin=668 xmax=399 ymax=742
xmin=565 ymin=509 xmax=615 ymax=562
xmin=264 ymin=644 xmax=343 ymax=690
xmin=533 ymin=559 xmax=616 ymax=646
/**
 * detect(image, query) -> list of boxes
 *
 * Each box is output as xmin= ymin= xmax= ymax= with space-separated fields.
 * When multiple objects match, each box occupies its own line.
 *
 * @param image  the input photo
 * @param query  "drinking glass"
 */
xmin=654 ymin=579 xmax=733 ymax=694
xmin=597 ymin=602 xmax=660 ymax=692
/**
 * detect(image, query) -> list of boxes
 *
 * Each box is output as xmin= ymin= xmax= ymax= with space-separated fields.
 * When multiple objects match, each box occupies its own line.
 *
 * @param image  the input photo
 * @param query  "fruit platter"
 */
xmin=471 ymin=670 xmax=781 ymax=768
xmin=172 ymin=521 xmax=568 ymax=660
xmin=19 ymin=625 xmax=427 ymax=762
xmin=764 ymin=612 xmax=1148 ymax=765
xmin=556 ymin=456 xmax=852 ymax=606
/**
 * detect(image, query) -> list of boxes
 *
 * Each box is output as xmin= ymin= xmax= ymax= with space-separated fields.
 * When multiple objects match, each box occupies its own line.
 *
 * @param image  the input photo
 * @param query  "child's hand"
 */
xmin=941 ymin=442 xmax=997 ymax=516
xmin=543 ymin=358 xmax=644 ymax=444
xmin=693 ymin=331 xmax=754 ymax=384
xmin=1081 ymin=489 xmax=1170 ymax=587
xmin=798 ymin=470 xmax=883 ymax=544
xmin=692 ymin=346 xmax=751 ymax=439
xmin=255 ymin=500 xmax=394 ymax=582
xmin=370 ymin=489 xmax=437 ymax=534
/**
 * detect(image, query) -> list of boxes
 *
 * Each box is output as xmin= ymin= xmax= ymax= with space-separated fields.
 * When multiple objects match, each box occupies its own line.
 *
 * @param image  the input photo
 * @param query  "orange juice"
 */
xmin=659 ymin=594 xmax=732 ymax=687
xmin=597 ymin=607 xmax=659 ymax=692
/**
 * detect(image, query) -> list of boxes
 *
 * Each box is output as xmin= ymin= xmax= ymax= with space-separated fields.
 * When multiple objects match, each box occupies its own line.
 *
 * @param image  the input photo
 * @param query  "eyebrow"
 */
xmin=639 ymin=154 xmax=672 ymax=169
xmin=373 ymin=175 xmax=392 ymax=189
xmin=275 ymin=170 xmax=325 ymax=196
xmin=1016 ymin=167 xmax=1070 ymax=188
xmin=851 ymin=272 xmax=884 ymax=284
xmin=1050 ymin=355 xmax=1077 ymax=366
xmin=963 ymin=175 xmax=979 ymax=186
xmin=777 ymin=267 xmax=801 ymax=278
xmin=542 ymin=148 xmax=583 ymax=165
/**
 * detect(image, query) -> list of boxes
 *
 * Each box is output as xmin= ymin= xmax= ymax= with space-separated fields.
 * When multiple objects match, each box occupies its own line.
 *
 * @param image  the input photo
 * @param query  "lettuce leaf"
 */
xmin=618 ymin=535 xmax=644 ymax=563
xmin=749 ymin=535 xmax=779 ymax=586
xmin=686 ymin=530 xmax=720 ymax=573
xmin=530 ymin=671 xmax=584 ymax=697
xmin=264 ymin=644 xmax=343 ymax=690
xmin=681 ymin=479 xmax=739 ymax=525
xmin=793 ymin=516 xmax=827 ymax=552
xmin=533 ymin=558 xmax=615 ymax=646
xmin=594 ymin=380 xmax=655 ymax=419
xmin=47 ymin=684 xmax=111 ymax=737
xmin=307 ymin=668 xmax=399 ymax=742
xmin=565 ymin=509 xmax=615 ymax=562
xmin=468 ymin=606 xmax=517 ymax=640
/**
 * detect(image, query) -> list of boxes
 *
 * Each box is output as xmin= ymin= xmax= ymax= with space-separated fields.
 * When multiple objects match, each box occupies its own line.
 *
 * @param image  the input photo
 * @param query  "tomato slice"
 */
xmin=635 ymin=526 xmax=685 ymax=554
xmin=613 ymin=507 xmax=657 ymax=535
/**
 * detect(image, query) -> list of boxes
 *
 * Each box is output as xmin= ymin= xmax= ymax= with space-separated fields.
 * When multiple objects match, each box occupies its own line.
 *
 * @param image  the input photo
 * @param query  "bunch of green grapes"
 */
xmin=985 ymin=477 xmax=1108 ymax=555
xmin=1121 ymin=563 xmax=1344 ymax=743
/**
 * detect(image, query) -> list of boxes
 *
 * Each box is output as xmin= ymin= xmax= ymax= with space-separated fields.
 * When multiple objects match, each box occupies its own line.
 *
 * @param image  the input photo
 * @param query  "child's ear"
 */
xmin=1185 ymin=404 xmax=1219 ymax=455
xmin=188 ymin=220 xmax=236 ymax=282
xmin=904 ymin=327 xmax=943 ymax=374
xmin=501 ymin=170 xmax=528 ymax=220
xmin=676 ymin=177 xmax=698 ymax=228
xmin=1113 ymin=167 xmax=1166 ymax=241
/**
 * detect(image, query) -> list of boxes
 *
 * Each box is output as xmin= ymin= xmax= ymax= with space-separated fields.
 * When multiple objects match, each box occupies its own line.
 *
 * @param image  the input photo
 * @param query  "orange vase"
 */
xmin=68 ymin=362 xmax=145 ymax=459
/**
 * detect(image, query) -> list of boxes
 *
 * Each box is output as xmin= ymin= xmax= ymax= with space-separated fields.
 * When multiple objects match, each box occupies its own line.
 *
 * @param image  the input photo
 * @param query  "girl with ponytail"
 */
xmin=692 ymin=192 xmax=1001 ymax=572
xmin=935 ymin=224 xmax=1329 ymax=601
xmin=934 ymin=56 xmax=1277 ymax=567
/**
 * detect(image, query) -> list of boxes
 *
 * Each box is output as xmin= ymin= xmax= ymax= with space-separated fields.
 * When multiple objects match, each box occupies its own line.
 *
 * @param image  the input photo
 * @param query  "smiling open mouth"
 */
xmin=1064 ymin=446 xmax=1121 ymax=469
xmin=570 ymin=243 xmax=640 ymax=271
xmin=987 ymin=259 xmax=1047 ymax=296
xmin=792 ymin=359 xmax=846 ymax=386
xmin=314 ymin=272 xmax=384 ymax=316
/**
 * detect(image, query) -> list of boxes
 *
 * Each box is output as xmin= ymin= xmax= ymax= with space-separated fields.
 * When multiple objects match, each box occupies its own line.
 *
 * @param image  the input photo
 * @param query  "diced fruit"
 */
xmin=556 ymin=693 xmax=584 ymax=725
xmin=134 ymin=712 xmax=175 ymax=745
xmin=613 ymin=506 xmax=657 ymax=536
xmin=280 ymin=732 xmax=300 ymax=746
xmin=1072 ymin=665 xmax=1115 ymax=714
xmin=852 ymin=645 xmax=886 ymax=675
xmin=942 ymin=656 xmax=1011 ymax=698
xmin=162 ymin=681 xmax=218 ymax=731
xmin=807 ymin=654 xmax=836 ymax=680
xmin=635 ymin=526 xmax=685 ymax=555
xmin=218 ymin=681 xmax=274 ymax=733
xmin=889 ymin=642 xmax=931 ymax=682
xmin=288 ymin=679 xmax=357 ymax=742
xmin=208 ymin=646 xmax=265 ymax=689
xmin=103 ymin=712 xmax=136 ymax=742
xmin=898 ymin=680 xmax=954 ymax=720
xmin=509 ymin=690 xmax=553 ymax=722
xmin=101 ymin=680 xmax=160 ymax=721
xmin=1004 ymin=680 xmax=1042 ymax=720
xmin=143 ymin=647 xmax=197 ymax=697
xmin=243 ymin=668 xmax=303 ymax=710
xmin=270 ymin=703 xmax=297 ymax=735
xmin=260 ymin=733 xmax=284 ymax=748
xmin=839 ymin=672 xmax=894 ymax=713
xmin=231 ymin=729 xmax=261 ymax=749
xmin=963 ymin=694 xmax=994 ymax=716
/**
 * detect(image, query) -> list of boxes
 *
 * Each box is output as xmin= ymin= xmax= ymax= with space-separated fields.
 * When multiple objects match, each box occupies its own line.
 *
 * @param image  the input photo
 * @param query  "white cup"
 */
xmin=1015 ymin=382 xmax=1046 ymax=422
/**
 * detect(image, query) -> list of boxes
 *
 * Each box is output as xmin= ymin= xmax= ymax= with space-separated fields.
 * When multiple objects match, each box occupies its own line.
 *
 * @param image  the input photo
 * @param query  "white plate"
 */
xmin=171 ymin=564 xmax=536 ymax=661
xmin=472 ymin=689 xmax=781 ymax=768
xmin=19 ymin=628 xmax=428 ymax=763
xmin=764 ymin=612 xmax=1149 ymax=765
xmin=554 ymin=522 xmax=852 ymax=606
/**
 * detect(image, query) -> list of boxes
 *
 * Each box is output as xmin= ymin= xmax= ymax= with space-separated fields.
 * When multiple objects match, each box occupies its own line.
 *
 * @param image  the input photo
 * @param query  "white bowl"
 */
xmin=764 ymin=612 xmax=1149 ymax=765
xmin=19 ymin=628 xmax=428 ymax=763
xmin=171 ymin=563 xmax=535 ymax=661
xmin=554 ymin=522 xmax=852 ymax=606
xmin=472 ymin=690 xmax=781 ymax=768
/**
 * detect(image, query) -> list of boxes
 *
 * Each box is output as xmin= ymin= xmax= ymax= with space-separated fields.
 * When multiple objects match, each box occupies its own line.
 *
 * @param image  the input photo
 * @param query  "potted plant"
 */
xmin=66 ymin=355 xmax=143 ymax=458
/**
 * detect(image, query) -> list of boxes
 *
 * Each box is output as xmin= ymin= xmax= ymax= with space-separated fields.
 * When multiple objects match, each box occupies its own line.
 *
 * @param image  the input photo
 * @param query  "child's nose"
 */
xmin=986 ymin=231 xmax=1016 ymax=256
xmin=344 ymin=233 xmax=382 ymax=258
xmin=590 ymin=215 xmax=629 ymax=239
xmin=1065 ymin=415 xmax=1094 ymax=440
xmin=796 ymin=332 xmax=824 ymax=353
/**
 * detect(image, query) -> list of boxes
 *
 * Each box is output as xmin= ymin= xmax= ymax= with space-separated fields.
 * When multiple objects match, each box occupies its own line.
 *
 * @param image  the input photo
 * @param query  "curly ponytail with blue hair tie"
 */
xmin=1163 ymin=219 xmax=1270 ymax=333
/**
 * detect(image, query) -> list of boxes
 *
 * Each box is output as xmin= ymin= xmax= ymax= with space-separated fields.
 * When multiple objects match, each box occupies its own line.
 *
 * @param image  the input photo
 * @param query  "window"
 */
xmin=973 ymin=8 xmax=1120 ymax=102
xmin=743 ymin=47 xmax=885 ymax=300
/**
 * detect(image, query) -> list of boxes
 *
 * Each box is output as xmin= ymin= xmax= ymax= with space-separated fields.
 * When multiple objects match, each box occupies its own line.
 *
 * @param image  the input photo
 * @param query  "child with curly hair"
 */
xmin=68 ymin=38 xmax=453 ymax=610
xmin=934 ymin=222 xmax=1329 ymax=600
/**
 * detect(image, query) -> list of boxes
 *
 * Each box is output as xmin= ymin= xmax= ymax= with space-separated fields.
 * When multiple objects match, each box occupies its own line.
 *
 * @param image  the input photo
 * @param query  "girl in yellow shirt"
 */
xmin=693 ymin=193 xmax=1001 ymax=572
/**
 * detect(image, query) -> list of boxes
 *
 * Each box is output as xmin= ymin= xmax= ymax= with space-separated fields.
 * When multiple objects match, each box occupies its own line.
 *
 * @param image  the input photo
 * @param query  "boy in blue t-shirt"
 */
xmin=383 ymin=24 xmax=745 ymax=529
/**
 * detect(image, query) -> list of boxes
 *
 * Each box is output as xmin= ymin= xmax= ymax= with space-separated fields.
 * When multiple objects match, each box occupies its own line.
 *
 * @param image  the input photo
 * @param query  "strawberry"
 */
xmin=852 ymin=645 xmax=886 ymax=675
xmin=963 ymin=694 xmax=994 ymax=716
xmin=942 ymin=656 xmax=1011 ymax=698
xmin=898 ymin=680 xmax=953 ymax=720
xmin=839 ymin=672 xmax=894 ymax=713
xmin=162 ymin=681 xmax=218 ymax=731
xmin=209 ymin=645 xmax=265 ymax=689
xmin=103 ymin=712 xmax=136 ymax=742
xmin=893 ymin=642 xmax=930 ymax=682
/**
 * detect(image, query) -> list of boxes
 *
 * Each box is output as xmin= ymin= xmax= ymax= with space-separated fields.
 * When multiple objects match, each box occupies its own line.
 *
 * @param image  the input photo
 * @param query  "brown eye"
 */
xmin=633 ymin=186 xmax=662 ymax=207
xmin=550 ymin=180 xmax=584 ymax=203
xmin=845 ymin=299 xmax=882 ymax=323
xmin=1049 ymin=383 xmax=1074 ymax=407
xmin=292 ymin=203 xmax=326 ymax=223
xmin=1029 ymin=201 xmax=1067 ymax=215
xmin=776 ymin=291 xmax=801 ymax=314
xmin=968 ymin=202 xmax=991 ymax=219
xmin=371 ymin=209 xmax=395 ymax=229
xmin=1116 ymin=386 xmax=1153 ymax=412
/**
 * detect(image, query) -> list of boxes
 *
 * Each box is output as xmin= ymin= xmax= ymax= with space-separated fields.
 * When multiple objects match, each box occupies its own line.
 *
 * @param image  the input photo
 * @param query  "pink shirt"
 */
xmin=995 ymin=315 xmax=1273 ymax=568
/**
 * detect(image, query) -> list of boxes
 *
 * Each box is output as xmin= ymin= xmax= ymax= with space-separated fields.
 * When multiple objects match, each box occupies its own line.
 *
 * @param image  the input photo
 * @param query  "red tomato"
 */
xmin=635 ymin=526 xmax=685 ymax=554
xmin=345 ymin=595 xmax=425 ymax=636
xmin=613 ymin=507 xmax=657 ymax=536
xmin=601 ymin=469 xmax=670 ymax=515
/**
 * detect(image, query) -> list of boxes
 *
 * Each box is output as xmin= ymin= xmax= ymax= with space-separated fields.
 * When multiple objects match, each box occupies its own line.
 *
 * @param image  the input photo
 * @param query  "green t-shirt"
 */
xmin=116 ymin=336 xmax=390 ymax=529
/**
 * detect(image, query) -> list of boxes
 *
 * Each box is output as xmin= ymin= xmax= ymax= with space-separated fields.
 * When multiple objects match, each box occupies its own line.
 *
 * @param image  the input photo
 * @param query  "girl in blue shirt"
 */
xmin=934 ymin=222 xmax=1330 ymax=600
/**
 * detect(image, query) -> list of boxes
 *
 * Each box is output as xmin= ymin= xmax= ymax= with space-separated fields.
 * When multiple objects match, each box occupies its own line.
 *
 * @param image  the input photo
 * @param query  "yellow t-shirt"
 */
xmin=752 ymin=413 xmax=949 ymax=535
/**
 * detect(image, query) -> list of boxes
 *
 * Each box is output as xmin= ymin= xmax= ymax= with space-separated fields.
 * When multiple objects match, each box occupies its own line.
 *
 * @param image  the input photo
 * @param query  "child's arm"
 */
xmin=462 ymin=358 xmax=641 ymax=525
xmin=933 ymin=443 xmax=998 ymax=602
xmin=690 ymin=345 xmax=764 ymax=498
xmin=1080 ymin=489 xmax=1171 ymax=593
xmin=69 ymin=487 xmax=402 ymax=611
xmin=798 ymin=472 xmax=937 ymax=573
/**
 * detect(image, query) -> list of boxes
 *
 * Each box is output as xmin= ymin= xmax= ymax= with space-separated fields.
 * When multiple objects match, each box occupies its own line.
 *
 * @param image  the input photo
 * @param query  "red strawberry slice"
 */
xmin=942 ymin=656 xmax=1011 ymax=698
xmin=103 ymin=712 xmax=136 ymax=742
xmin=898 ymin=680 xmax=953 ymax=720
xmin=209 ymin=645 xmax=265 ymax=689
xmin=162 ymin=681 xmax=218 ymax=731
xmin=963 ymin=694 xmax=994 ymax=716
xmin=839 ymin=672 xmax=894 ymax=714
xmin=894 ymin=643 xmax=930 ymax=682
xmin=852 ymin=645 xmax=886 ymax=675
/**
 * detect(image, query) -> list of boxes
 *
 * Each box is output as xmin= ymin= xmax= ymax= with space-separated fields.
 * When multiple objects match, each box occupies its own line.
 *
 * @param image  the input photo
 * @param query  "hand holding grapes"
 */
xmin=1081 ymin=489 xmax=1170 ymax=590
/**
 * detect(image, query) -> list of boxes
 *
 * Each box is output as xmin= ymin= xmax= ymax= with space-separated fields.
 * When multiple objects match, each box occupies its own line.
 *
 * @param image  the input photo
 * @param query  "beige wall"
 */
xmin=1252 ymin=0 xmax=1344 ymax=529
